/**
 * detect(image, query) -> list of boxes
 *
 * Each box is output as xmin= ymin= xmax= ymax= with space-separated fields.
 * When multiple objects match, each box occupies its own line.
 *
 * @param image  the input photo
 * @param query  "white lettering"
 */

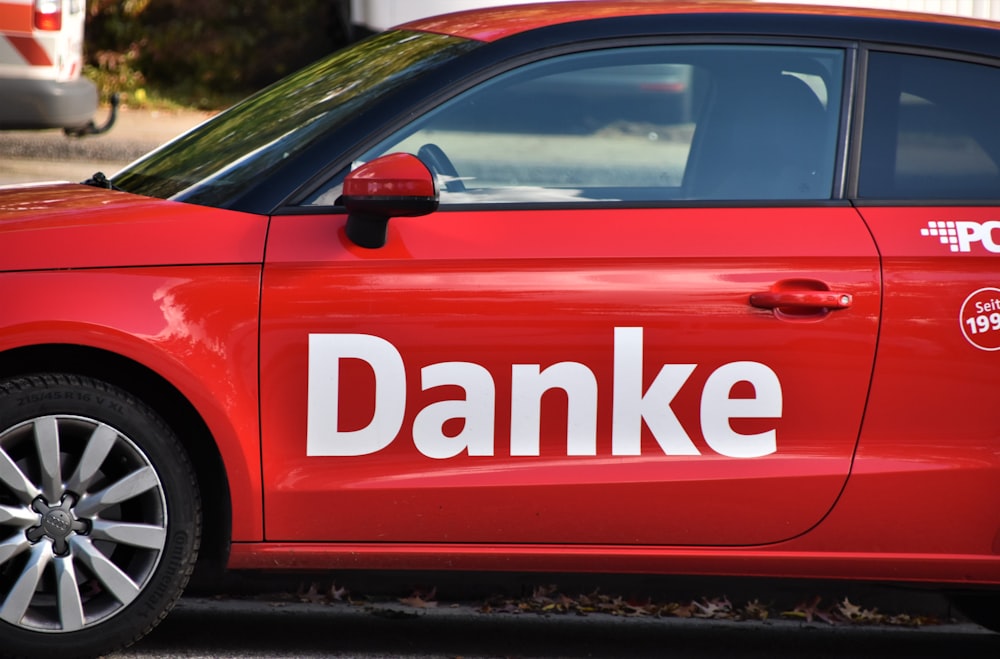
xmin=611 ymin=327 xmax=699 ymax=456
xmin=956 ymin=220 xmax=1000 ymax=253
xmin=306 ymin=328 xmax=783 ymax=460
xmin=510 ymin=362 xmax=598 ymax=456
xmin=700 ymin=361 xmax=782 ymax=458
xmin=413 ymin=362 xmax=495 ymax=459
xmin=975 ymin=298 xmax=1000 ymax=313
xmin=307 ymin=333 xmax=405 ymax=456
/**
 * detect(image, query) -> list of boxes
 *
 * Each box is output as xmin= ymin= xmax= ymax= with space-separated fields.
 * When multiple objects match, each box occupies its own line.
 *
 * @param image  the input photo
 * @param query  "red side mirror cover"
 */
xmin=342 ymin=152 xmax=438 ymax=215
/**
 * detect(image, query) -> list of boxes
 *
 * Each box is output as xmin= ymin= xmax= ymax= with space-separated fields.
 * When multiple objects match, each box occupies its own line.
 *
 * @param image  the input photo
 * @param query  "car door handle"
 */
xmin=749 ymin=290 xmax=852 ymax=310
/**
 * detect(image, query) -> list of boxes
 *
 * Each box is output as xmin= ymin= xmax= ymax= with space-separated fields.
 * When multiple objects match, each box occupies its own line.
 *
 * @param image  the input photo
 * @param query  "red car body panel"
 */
xmin=753 ymin=206 xmax=1000 ymax=580
xmin=830 ymin=206 xmax=1000 ymax=557
xmin=0 ymin=185 xmax=266 ymax=270
xmin=258 ymin=206 xmax=879 ymax=546
xmin=227 ymin=542 xmax=1000 ymax=585
xmin=2 ymin=3 xmax=1000 ymax=623
xmin=0 ymin=185 xmax=270 ymax=540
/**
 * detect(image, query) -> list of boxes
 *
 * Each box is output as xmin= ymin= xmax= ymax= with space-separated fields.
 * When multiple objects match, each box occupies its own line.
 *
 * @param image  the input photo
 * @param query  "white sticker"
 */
xmin=306 ymin=328 xmax=782 ymax=459
xmin=960 ymin=287 xmax=1000 ymax=351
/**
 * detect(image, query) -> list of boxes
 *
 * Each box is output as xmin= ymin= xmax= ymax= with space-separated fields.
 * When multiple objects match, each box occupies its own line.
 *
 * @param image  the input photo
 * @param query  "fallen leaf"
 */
xmin=742 ymin=599 xmax=770 ymax=621
xmin=297 ymin=582 xmax=326 ymax=604
xmin=329 ymin=583 xmax=348 ymax=601
xmin=399 ymin=587 xmax=438 ymax=608
xmin=838 ymin=598 xmax=864 ymax=620
xmin=782 ymin=595 xmax=835 ymax=624
xmin=693 ymin=596 xmax=733 ymax=619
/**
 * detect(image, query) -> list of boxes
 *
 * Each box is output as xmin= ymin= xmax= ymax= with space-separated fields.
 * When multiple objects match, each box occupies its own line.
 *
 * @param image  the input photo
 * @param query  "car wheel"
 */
xmin=0 ymin=374 xmax=200 ymax=658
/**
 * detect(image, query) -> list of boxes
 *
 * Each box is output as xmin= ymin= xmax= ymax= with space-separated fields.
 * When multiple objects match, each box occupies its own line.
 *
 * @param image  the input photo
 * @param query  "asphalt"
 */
xmin=108 ymin=596 xmax=1000 ymax=659
xmin=0 ymin=105 xmax=213 ymax=185
xmin=196 ymin=570 xmax=969 ymax=628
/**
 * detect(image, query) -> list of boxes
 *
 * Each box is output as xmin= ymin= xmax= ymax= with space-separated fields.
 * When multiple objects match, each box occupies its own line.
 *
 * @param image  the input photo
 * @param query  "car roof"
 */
xmin=400 ymin=0 xmax=1000 ymax=43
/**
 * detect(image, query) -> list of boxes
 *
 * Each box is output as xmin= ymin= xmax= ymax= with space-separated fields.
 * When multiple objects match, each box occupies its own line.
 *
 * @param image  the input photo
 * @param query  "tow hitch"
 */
xmin=65 ymin=93 xmax=120 ymax=138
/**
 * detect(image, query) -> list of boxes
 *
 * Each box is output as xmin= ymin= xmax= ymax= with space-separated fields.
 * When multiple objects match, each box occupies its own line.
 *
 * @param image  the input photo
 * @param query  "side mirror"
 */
xmin=342 ymin=153 xmax=439 ymax=248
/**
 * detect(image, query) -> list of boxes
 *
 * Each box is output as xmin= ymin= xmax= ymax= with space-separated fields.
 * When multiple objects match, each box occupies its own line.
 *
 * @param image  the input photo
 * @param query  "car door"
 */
xmin=259 ymin=42 xmax=880 ymax=546
xmin=844 ymin=50 xmax=1000 ymax=552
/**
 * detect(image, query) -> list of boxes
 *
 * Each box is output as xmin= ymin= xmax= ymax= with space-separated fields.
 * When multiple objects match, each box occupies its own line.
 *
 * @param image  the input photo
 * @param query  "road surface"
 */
xmin=0 ymin=106 xmax=210 ymax=185
xmin=109 ymin=595 xmax=1000 ymax=659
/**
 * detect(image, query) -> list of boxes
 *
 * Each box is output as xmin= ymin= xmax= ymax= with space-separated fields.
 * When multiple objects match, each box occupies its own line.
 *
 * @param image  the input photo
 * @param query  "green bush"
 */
xmin=85 ymin=0 xmax=349 ymax=109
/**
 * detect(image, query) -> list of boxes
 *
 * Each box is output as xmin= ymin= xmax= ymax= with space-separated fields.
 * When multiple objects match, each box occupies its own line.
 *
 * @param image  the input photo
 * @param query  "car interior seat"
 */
xmin=684 ymin=70 xmax=833 ymax=200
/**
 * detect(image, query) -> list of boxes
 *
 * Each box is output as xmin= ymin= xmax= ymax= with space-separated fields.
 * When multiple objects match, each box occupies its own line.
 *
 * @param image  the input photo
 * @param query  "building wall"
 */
xmin=351 ymin=0 xmax=1000 ymax=33
xmin=768 ymin=0 xmax=1000 ymax=20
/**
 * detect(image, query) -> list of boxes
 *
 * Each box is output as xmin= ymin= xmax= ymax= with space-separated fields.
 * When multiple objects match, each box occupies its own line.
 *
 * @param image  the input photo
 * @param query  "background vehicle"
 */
xmin=0 ymin=0 xmax=104 ymax=132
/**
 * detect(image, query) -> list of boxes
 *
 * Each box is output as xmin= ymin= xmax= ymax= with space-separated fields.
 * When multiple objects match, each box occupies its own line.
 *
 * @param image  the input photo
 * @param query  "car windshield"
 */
xmin=111 ymin=30 xmax=478 ymax=208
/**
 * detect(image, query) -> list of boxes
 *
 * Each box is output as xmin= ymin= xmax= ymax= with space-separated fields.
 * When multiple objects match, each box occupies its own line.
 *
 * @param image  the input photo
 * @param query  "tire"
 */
xmin=0 ymin=374 xmax=201 ymax=658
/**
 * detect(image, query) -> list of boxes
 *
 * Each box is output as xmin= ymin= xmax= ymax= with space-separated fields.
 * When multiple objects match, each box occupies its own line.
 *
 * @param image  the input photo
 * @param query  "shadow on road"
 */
xmin=113 ymin=596 xmax=1000 ymax=659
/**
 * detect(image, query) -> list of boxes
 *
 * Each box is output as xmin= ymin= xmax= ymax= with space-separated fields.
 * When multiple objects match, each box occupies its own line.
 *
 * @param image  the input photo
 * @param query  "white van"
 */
xmin=0 ymin=0 xmax=99 ymax=131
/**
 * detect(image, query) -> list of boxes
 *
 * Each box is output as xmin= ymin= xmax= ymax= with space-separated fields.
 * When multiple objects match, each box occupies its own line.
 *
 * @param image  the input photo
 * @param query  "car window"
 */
xmin=305 ymin=45 xmax=844 ymax=206
xmin=111 ymin=30 xmax=480 ymax=207
xmin=859 ymin=52 xmax=1000 ymax=200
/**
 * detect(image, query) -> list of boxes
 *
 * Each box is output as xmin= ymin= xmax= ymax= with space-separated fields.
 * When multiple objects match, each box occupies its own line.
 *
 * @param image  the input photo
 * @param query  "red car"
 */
xmin=2 ymin=1 xmax=1000 ymax=656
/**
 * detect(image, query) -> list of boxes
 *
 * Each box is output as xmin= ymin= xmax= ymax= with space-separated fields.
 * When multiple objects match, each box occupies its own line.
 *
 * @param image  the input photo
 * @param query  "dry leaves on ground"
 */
xmin=269 ymin=581 xmax=940 ymax=628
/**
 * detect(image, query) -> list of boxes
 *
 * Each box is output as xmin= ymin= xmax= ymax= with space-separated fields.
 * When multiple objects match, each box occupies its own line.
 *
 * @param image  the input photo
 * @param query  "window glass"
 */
xmin=111 ymin=30 xmax=478 ymax=207
xmin=306 ymin=45 xmax=844 ymax=206
xmin=859 ymin=52 xmax=1000 ymax=200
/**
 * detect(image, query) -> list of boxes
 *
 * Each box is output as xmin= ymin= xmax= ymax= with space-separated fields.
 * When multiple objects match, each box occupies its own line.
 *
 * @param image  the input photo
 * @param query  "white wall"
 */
xmin=767 ymin=0 xmax=1000 ymax=20
xmin=351 ymin=0 xmax=576 ymax=32
xmin=352 ymin=0 xmax=1000 ymax=33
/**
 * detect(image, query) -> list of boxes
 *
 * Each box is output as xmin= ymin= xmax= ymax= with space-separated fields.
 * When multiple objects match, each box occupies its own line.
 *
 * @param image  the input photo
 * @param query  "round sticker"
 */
xmin=960 ymin=287 xmax=1000 ymax=351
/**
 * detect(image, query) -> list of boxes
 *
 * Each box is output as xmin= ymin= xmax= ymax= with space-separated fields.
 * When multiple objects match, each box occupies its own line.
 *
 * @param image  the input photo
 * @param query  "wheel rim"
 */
xmin=0 ymin=415 xmax=167 ymax=632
